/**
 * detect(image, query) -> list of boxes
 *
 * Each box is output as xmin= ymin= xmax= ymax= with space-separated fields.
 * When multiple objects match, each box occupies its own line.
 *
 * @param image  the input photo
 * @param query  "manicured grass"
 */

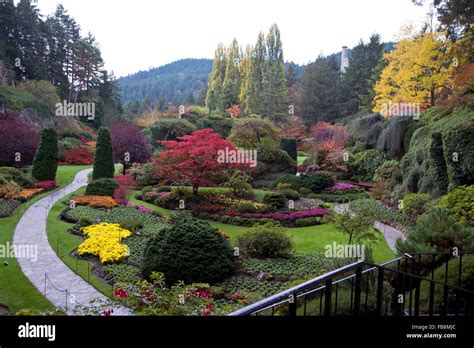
xmin=46 ymin=188 xmax=114 ymax=298
xmin=297 ymin=155 xmax=308 ymax=165
xmin=0 ymin=165 xmax=90 ymax=313
xmin=131 ymin=192 xmax=395 ymax=263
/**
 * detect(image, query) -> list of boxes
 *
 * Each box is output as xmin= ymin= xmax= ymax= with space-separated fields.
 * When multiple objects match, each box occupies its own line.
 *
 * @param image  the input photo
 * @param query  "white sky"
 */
xmin=35 ymin=0 xmax=433 ymax=77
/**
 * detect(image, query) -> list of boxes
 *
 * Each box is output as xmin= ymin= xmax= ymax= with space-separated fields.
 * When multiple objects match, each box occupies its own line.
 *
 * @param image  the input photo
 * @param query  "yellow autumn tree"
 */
xmin=373 ymin=32 xmax=459 ymax=115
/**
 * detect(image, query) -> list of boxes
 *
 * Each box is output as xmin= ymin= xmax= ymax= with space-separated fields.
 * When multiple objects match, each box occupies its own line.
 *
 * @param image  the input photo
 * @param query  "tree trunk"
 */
xmin=192 ymin=184 xmax=199 ymax=196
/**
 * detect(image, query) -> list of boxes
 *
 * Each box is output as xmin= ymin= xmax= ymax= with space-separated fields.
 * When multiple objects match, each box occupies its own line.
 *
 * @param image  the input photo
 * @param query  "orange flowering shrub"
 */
xmin=14 ymin=188 xmax=43 ymax=200
xmin=74 ymin=195 xmax=118 ymax=208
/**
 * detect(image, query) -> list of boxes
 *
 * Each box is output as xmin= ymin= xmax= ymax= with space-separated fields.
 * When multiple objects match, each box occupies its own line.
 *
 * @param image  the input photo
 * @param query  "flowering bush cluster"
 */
xmin=77 ymin=222 xmax=132 ymax=263
xmin=115 ymin=175 xmax=139 ymax=188
xmin=34 ymin=180 xmax=57 ymax=190
xmin=225 ymin=207 xmax=330 ymax=222
xmin=113 ymin=187 xmax=132 ymax=205
xmin=64 ymin=148 xmax=93 ymax=165
xmin=74 ymin=195 xmax=119 ymax=208
xmin=14 ymin=188 xmax=43 ymax=201
xmin=202 ymin=193 xmax=265 ymax=210
xmin=325 ymin=182 xmax=361 ymax=192
xmin=0 ymin=181 xmax=22 ymax=199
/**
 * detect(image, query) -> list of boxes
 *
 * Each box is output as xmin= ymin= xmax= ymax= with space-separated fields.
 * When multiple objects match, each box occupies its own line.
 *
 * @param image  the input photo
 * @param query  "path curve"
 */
xmin=13 ymin=169 xmax=130 ymax=315
xmin=333 ymin=203 xmax=406 ymax=253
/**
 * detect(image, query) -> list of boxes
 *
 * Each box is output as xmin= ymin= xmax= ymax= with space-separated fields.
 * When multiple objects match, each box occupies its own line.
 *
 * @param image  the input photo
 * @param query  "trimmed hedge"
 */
xmin=32 ymin=128 xmax=58 ymax=181
xmin=85 ymin=178 xmax=120 ymax=197
xmin=92 ymin=127 xmax=115 ymax=180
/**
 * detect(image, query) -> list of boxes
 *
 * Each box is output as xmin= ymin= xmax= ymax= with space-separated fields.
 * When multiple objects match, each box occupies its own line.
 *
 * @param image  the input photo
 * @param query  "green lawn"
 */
xmin=0 ymin=165 xmax=90 ymax=313
xmin=131 ymin=191 xmax=395 ymax=263
xmin=46 ymin=187 xmax=113 ymax=298
xmin=297 ymin=155 xmax=308 ymax=166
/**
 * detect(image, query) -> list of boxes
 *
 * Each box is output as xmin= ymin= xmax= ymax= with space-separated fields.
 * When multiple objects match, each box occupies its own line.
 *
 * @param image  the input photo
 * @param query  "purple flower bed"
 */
xmin=325 ymin=183 xmax=361 ymax=191
xmin=238 ymin=207 xmax=331 ymax=222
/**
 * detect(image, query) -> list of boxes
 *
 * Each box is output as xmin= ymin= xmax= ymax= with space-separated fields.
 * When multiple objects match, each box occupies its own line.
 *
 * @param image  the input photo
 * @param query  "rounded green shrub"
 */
xmin=236 ymin=222 xmax=293 ymax=258
xmin=402 ymin=193 xmax=431 ymax=222
xmin=237 ymin=203 xmax=257 ymax=213
xmin=279 ymin=188 xmax=300 ymax=200
xmin=141 ymin=218 xmax=235 ymax=285
xmin=437 ymin=185 xmax=474 ymax=227
xmin=156 ymin=185 xmax=172 ymax=193
xmin=299 ymin=187 xmax=312 ymax=197
xmin=272 ymin=174 xmax=302 ymax=190
xmin=263 ymin=192 xmax=287 ymax=209
xmin=85 ymin=178 xmax=120 ymax=197
xmin=300 ymin=173 xmax=333 ymax=193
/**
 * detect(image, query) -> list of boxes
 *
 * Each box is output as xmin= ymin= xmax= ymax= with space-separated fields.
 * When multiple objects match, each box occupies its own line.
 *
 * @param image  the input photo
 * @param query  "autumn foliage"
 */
xmin=65 ymin=148 xmax=94 ymax=165
xmin=153 ymin=128 xmax=250 ymax=194
xmin=74 ymin=195 xmax=119 ymax=208
xmin=312 ymin=122 xmax=348 ymax=155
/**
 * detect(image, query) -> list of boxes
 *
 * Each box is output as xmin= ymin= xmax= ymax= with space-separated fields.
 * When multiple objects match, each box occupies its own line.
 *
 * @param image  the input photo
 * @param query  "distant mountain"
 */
xmin=118 ymin=58 xmax=307 ymax=106
xmin=118 ymin=58 xmax=213 ymax=106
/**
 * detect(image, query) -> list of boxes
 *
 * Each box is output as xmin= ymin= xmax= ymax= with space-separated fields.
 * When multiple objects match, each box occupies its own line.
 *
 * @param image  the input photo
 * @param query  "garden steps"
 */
xmin=12 ymin=168 xmax=131 ymax=315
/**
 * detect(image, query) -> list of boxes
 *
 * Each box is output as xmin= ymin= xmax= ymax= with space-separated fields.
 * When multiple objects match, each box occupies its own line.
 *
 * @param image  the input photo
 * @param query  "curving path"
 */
xmin=12 ymin=169 xmax=130 ymax=315
xmin=333 ymin=203 xmax=406 ymax=253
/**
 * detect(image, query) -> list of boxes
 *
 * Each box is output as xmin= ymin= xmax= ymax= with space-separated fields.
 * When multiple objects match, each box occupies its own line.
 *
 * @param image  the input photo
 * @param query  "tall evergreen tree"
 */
xmin=205 ymin=43 xmax=227 ymax=111
xmin=430 ymin=132 xmax=448 ymax=198
xmin=32 ymin=128 xmax=58 ymax=181
xmin=221 ymin=38 xmax=241 ymax=109
xmin=92 ymin=127 xmax=115 ymax=180
xmin=262 ymin=24 xmax=288 ymax=121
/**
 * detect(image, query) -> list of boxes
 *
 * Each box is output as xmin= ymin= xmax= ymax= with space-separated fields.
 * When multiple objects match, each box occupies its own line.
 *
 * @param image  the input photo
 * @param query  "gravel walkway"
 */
xmin=12 ymin=168 xmax=131 ymax=315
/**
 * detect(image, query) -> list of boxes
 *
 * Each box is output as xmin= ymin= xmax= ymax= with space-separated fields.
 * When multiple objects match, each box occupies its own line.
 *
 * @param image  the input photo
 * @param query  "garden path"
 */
xmin=333 ymin=203 xmax=406 ymax=253
xmin=12 ymin=168 xmax=131 ymax=315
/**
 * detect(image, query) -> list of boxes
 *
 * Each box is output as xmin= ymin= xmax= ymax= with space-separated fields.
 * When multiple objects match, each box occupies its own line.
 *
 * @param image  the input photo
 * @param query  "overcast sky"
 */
xmin=35 ymin=0 xmax=433 ymax=77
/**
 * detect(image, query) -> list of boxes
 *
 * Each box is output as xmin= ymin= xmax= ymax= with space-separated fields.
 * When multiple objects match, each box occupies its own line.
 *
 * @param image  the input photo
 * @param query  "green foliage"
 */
xmin=421 ymin=256 xmax=474 ymax=310
xmin=32 ymin=128 xmax=58 ymax=181
xmin=402 ymin=193 xmax=431 ymax=222
xmin=348 ymin=149 xmax=387 ymax=182
xmin=0 ymin=86 xmax=53 ymax=117
xmin=85 ymin=178 xmax=119 ymax=197
xmin=148 ymin=118 xmax=195 ymax=148
xmin=272 ymin=174 xmax=303 ymax=191
xmin=0 ymin=199 xmax=21 ymax=218
xmin=280 ymin=138 xmax=297 ymax=161
xmin=237 ymin=203 xmax=258 ymax=213
xmin=236 ymin=222 xmax=293 ymax=258
xmin=309 ymin=191 xmax=368 ymax=203
xmin=92 ymin=127 xmax=115 ymax=180
xmin=437 ymin=186 xmax=474 ymax=227
xmin=430 ymin=132 xmax=448 ymax=198
xmin=443 ymin=121 xmax=474 ymax=186
xmin=0 ymin=167 xmax=33 ymax=187
xmin=156 ymin=185 xmax=172 ymax=193
xmin=263 ymin=192 xmax=286 ymax=209
xmin=300 ymin=173 xmax=334 ymax=193
xmin=294 ymin=217 xmax=324 ymax=227
xmin=279 ymin=188 xmax=300 ymax=200
xmin=229 ymin=117 xmax=280 ymax=149
xmin=18 ymin=80 xmax=60 ymax=111
xmin=141 ymin=218 xmax=235 ymax=285
xmin=373 ymin=160 xmax=401 ymax=182
xmin=299 ymin=187 xmax=312 ymax=197
xmin=228 ymin=170 xmax=253 ymax=197
xmin=396 ymin=208 xmax=474 ymax=254
xmin=102 ymin=264 xmax=141 ymax=284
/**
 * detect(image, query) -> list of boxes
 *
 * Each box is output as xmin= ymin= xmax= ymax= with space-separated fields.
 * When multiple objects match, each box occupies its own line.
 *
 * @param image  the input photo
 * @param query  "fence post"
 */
xmin=324 ymin=278 xmax=332 ymax=316
xmin=288 ymin=293 xmax=297 ymax=316
xmin=353 ymin=266 xmax=362 ymax=315
xmin=376 ymin=267 xmax=385 ymax=316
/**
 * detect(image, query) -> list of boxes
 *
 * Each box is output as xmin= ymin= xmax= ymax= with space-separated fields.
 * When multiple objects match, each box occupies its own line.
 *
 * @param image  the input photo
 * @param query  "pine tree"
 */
xmin=32 ymin=128 xmax=58 ymax=181
xmin=430 ymin=132 xmax=448 ymax=198
xmin=205 ymin=43 xmax=227 ymax=111
xmin=92 ymin=127 xmax=115 ymax=180
xmin=262 ymin=24 xmax=288 ymax=121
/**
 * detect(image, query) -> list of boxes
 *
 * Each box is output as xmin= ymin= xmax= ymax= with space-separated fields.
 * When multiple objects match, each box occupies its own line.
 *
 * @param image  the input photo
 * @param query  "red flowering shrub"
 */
xmin=115 ymin=175 xmax=139 ymax=188
xmin=34 ymin=180 xmax=57 ymax=190
xmin=113 ymin=187 xmax=132 ymax=205
xmin=65 ymin=148 xmax=93 ymax=165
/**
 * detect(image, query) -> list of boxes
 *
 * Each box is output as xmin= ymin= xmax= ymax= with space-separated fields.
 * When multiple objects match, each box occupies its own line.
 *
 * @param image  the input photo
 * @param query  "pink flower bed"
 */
xmin=325 ymin=183 xmax=360 ymax=191
xmin=34 ymin=180 xmax=57 ymax=190
xmin=220 ymin=207 xmax=330 ymax=222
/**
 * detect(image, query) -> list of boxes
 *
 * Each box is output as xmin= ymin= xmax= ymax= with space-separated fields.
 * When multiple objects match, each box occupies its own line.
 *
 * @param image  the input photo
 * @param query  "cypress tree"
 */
xmin=92 ymin=127 xmax=115 ymax=180
xmin=32 ymin=128 xmax=58 ymax=181
xmin=430 ymin=132 xmax=448 ymax=198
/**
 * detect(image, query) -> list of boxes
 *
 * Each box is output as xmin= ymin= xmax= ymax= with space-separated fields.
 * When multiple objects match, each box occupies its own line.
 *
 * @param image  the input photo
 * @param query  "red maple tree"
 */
xmin=152 ymin=128 xmax=249 ymax=195
xmin=312 ymin=122 xmax=348 ymax=155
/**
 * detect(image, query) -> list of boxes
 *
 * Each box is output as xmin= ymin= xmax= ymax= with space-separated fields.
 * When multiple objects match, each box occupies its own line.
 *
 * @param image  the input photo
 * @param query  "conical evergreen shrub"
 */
xmin=92 ymin=127 xmax=115 ymax=180
xmin=32 ymin=128 xmax=58 ymax=181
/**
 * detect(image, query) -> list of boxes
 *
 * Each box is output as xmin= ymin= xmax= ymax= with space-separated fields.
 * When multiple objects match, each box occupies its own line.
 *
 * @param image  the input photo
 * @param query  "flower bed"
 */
xmin=34 ymin=180 xmax=57 ymax=190
xmin=0 ymin=199 xmax=21 ymax=217
xmin=77 ymin=222 xmax=132 ymax=263
xmin=324 ymin=182 xmax=362 ymax=192
xmin=73 ymin=195 xmax=119 ymax=208
xmin=14 ymin=188 xmax=44 ymax=201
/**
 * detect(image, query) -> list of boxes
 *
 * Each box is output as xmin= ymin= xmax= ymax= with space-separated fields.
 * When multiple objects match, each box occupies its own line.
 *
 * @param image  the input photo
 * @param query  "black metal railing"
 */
xmin=229 ymin=252 xmax=474 ymax=316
